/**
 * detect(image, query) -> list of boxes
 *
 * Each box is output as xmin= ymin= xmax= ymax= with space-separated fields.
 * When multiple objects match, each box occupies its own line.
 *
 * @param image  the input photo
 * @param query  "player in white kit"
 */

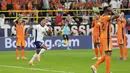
xmin=26 ymin=19 xmax=51 ymax=66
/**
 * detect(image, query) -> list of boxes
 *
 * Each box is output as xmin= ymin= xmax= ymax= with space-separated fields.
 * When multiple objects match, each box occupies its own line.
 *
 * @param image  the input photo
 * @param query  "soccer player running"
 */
xmin=26 ymin=19 xmax=51 ymax=66
xmin=59 ymin=22 xmax=71 ymax=50
xmin=91 ymin=6 xmax=119 ymax=73
xmin=92 ymin=12 xmax=102 ymax=60
xmin=117 ymin=12 xmax=128 ymax=60
xmin=13 ymin=16 xmax=28 ymax=60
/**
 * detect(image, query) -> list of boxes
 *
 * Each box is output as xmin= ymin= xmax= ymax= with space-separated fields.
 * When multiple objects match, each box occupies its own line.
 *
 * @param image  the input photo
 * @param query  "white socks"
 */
xmin=30 ymin=53 xmax=37 ymax=62
xmin=38 ymin=49 xmax=46 ymax=56
xmin=29 ymin=49 xmax=46 ymax=63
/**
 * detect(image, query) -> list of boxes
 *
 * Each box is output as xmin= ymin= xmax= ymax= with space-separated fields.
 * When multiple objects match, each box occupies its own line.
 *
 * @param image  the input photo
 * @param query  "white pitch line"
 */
xmin=0 ymin=65 xmax=74 ymax=73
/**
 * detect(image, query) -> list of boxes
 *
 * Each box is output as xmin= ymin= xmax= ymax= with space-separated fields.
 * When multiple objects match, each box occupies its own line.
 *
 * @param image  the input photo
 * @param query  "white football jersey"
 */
xmin=33 ymin=24 xmax=49 ymax=42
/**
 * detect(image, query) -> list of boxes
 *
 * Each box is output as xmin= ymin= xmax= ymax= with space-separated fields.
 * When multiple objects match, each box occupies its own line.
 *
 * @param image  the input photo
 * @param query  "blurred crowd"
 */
xmin=0 ymin=0 xmax=130 ymax=25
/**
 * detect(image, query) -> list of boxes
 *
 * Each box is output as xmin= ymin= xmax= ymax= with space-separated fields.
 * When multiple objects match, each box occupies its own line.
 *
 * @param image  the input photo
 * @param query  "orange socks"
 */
xmin=16 ymin=49 xmax=19 ymax=57
xmin=120 ymin=48 xmax=123 ymax=58
xmin=94 ymin=56 xmax=105 ymax=68
xmin=94 ymin=55 xmax=111 ymax=73
xmin=100 ymin=47 xmax=103 ymax=57
xmin=94 ymin=48 xmax=98 ymax=58
xmin=22 ymin=49 xmax=25 ymax=57
xmin=105 ymin=55 xmax=110 ymax=73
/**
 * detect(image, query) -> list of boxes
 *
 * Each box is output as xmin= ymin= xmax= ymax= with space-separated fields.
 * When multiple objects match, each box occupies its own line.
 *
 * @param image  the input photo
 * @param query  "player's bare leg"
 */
xmin=29 ymin=53 xmax=37 ymax=66
xmin=37 ymin=44 xmax=47 ymax=62
xmin=21 ymin=46 xmax=27 ymax=60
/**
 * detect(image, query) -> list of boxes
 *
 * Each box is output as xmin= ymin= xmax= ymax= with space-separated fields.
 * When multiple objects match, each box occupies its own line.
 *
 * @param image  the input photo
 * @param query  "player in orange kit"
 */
xmin=13 ymin=16 xmax=28 ymax=60
xmin=92 ymin=12 xmax=102 ymax=60
xmin=117 ymin=12 xmax=128 ymax=60
xmin=91 ymin=6 xmax=119 ymax=73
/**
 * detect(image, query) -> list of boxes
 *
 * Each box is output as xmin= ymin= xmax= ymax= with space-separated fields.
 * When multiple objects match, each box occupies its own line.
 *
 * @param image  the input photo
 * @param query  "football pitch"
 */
xmin=0 ymin=49 xmax=129 ymax=73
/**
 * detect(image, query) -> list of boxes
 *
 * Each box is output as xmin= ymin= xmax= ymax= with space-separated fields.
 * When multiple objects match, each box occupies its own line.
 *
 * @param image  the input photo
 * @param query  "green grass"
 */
xmin=0 ymin=49 xmax=129 ymax=73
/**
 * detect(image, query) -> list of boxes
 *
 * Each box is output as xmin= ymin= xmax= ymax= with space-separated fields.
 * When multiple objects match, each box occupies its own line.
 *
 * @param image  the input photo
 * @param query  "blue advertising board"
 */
xmin=0 ymin=36 xmax=92 ymax=51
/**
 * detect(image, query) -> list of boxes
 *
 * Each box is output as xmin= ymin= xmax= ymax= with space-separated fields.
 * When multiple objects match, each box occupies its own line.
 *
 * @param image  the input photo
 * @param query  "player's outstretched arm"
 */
xmin=13 ymin=18 xmax=19 ymax=24
xmin=110 ymin=8 xmax=119 ymax=20
xmin=23 ymin=18 xmax=29 ymax=24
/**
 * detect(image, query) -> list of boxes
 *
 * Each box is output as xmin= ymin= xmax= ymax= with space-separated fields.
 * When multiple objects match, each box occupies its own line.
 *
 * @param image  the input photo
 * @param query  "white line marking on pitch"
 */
xmin=0 ymin=65 xmax=74 ymax=73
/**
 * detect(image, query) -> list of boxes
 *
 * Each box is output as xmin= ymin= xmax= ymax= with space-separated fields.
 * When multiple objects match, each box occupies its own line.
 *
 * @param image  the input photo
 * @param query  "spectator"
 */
xmin=32 ymin=0 xmax=38 ymax=7
xmin=128 ymin=0 xmax=130 ymax=8
xmin=73 ymin=13 xmax=82 ymax=25
xmin=78 ymin=0 xmax=83 ymax=9
xmin=65 ymin=14 xmax=75 ymax=25
xmin=13 ymin=0 xmax=17 ymax=5
xmin=80 ymin=0 xmax=86 ymax=3
xmin=43 ymin=0 xmax=50 ymax=9
xmin=71 ymin=1 xmax=78 ymax=15
xmin=97 ymin=0 xmax=102 ymax=7
xmin=49 ymin=0 xmax=56 ymax=16
xmin=92 ymin=3 xmax=100 ymax=12
xmin=81 ymin=13 xmax=89 ymax=25
xmin=57 ymin=3 xmax=63 ymax=15
xmin=64 ymin=0 xmax=71 ymax=9
xmin=122 ymin=0 xmax=128 ymax=8
xmin=20 ymin=0 xmax=26 ymax=7
xmin=110 ymin=0 xmax=118 ymax=9
xmin=54 ymin=0 xmax=60 ymax=5
xmin=85 ymin=0 xmax=91 ymax=9
xmin=14 ymin=1 xmax=21 ymax=10
xmin=63 ymin=0 xmax=71 ymax=15
xmin=87 ymin=7 xmax=92 ymax=16
xmin=71 ymin=1 xmax=77 ymax=10
xmin=1 ymin=0 xmax=7 ymax=11
xmin=77 ymin=1 xmax=83 ymax=15
xmin=27 ymin=1 xmax=33 ymax=12
xmin=55 ymin=13 xmax=63 ymax=26
xmin=117 ymin=0 xmax=122 ymax=8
